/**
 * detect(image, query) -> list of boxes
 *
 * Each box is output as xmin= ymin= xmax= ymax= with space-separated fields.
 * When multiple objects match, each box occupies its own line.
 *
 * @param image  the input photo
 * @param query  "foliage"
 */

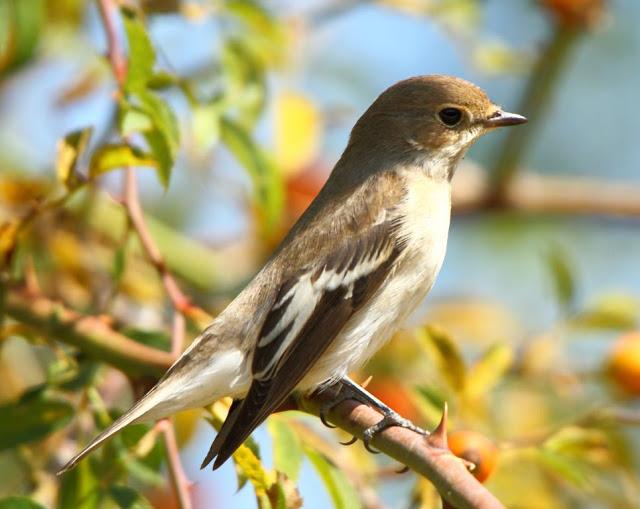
xmin=0 ymin=1 xmax=638 ymax=509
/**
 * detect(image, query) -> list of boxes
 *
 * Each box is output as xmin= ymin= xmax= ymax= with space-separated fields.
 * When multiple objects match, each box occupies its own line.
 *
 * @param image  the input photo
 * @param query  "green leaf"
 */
xmin=465 ymin=343 xmax=513 ymax=398
xmin=0 ymin=395 xmax=73 ymax=451
xmin=0 ymin=0 xmax=45 ymax=76
xmin=112 ymin=243 xmax=127 ymax=281
xmin=57 ymin=361 xmax=100 ymax=392
xmin=193 ymin=103 xmax=221 ymax=151
xmin=547 ymin=245 xmax=576 ymax=310
xmin=0 ymin=497 xmax=46 ymax=509
xmin=412 ymin=385 xmax=449 ymax=428
xmin=56 ymin=127 xmax=93 ymax=189
xmin=143 ymin=129 xmax=173 ymax=188
xmin=304 ymin=447 xmax=361 ymax=509
xmin=220 ymin=116 xmax=283 ymax=230
xmin=137 ymin=91 xmax=180 ymax=188
xmin=147 ymin=71 xmax=178 ymax=90
xmin=89 ymin=143 xmax=157 ymax=177
xmin=109 ymin=486 xmax=153 ymax=509
xmin=121 ymin=8 xmax=155 ymax=92
xmin=536 ymin=449 xmax=591 ymax=489
xmin=138 ymin=90 xmax=180 ymax=155
xmin=570 ymin=294 xmax=640 ymax=331
xmin=267 ymin=416 xmax=303 ymax=481
xmin=120 ymin=327 xmax=170 ymax=352
xmin=225 ymin=0 xmax=281 ymax=41
xmin=543 ymin=426 xmax=609 ymax=458
xmin=223 ymin=0 xmax=286 ymax=67
xmin=119 ymin=9 xmax=179 ymax=188
xmin=420 ymin=325 xmax=466 ymax=391
xmin=119 ymin=107 xmax=154 ymax=136
xmin=220 ymin=38 xmax=266 ymax=127
xmin=58 ymin=458 xmax=101 ymax=509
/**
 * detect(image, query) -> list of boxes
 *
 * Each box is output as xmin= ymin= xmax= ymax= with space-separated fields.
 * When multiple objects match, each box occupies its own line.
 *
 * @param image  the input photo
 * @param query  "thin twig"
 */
xmin=123 ymin=169 xmax=191 ymax=315
xmin=97 ymin=2 xmax=192 ymax=506
xmin=96 ymin=0 xmax=127 ymax=85
xmin=157 ymin=419 xmax=193 ymax=509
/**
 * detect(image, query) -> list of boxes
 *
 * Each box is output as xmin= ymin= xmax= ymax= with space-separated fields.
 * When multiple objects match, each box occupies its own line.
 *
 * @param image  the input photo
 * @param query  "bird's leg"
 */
xmin=316 ymin=376 xmax=428 ymax=452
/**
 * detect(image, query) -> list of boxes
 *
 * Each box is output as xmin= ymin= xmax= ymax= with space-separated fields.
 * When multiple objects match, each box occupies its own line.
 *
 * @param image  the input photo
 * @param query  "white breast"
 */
xmin=301 ymin=173 xmax=452 ymax=389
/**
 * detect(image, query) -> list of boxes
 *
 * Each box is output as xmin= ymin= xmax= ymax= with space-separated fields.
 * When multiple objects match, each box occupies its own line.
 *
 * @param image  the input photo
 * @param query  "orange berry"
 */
xmin=285 ymin=164 xmax=327 ymax=220
xmin=366 ymin=377 xmax=419 ymax=423
xmin=540 ymin=0 xmax=605 ymax=28
xmin=608 ymin=331 xmax=640 ymax=394
xmin=448 ymin=430 xmax=498 ymax=483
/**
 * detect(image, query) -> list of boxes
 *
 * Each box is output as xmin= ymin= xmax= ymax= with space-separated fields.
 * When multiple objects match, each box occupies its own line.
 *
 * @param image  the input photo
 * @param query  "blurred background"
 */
xmin=1 ymin=0 xmax=640 ymax=508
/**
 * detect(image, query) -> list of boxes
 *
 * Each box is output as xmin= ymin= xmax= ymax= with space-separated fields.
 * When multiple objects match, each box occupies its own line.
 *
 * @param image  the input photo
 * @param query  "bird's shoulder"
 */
xmin=272 ymin=169 xmax=408 ymax=274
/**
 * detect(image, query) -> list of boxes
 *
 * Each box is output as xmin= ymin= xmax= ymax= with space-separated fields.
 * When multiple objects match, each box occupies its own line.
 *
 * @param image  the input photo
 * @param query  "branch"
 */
xmin=97 ymin=3 xmax=192 ymax=505
xmin=5 ymin=286 xmax=502 ymax=508
xmin=122 ymin=169 xmax=191 ymax=317
xmin=157 ymin=419 xmax=193 ymax=509
xmin=452 ymin=165 xmax=640 ymax=218
xmin=64 ymin=190 xmax=253 ymax=293
xmin=4 ymin=286 xmax=173 ymax=377
xmin=488 ymin=25 xmax=583 ymax=196
xmin=301 ymin=395 xmax=505 ymax=509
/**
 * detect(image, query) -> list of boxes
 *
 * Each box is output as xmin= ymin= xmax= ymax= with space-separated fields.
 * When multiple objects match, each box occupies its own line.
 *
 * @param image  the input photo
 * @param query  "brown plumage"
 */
xmin=58 ymin=75 xmax=526 ymax=475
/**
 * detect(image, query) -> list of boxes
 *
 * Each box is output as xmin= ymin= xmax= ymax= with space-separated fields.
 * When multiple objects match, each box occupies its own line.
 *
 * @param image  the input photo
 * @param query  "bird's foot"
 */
xmin=362 ymin=412 xmax=427 ymax=453
xmin=316 ymin=376 xmax=428 ymax=452
xmin=318 ymin=384 xmax=351 ymax=430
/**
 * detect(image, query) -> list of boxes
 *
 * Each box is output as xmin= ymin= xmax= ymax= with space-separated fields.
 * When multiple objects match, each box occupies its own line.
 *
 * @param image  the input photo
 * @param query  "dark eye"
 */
xmin=438 ymin=107 xmax=463 ymax=127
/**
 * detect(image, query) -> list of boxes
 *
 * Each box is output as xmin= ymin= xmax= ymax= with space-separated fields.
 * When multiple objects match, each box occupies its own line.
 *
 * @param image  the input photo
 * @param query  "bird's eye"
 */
xmin=438 ymin=107 xmax=463 ymax=127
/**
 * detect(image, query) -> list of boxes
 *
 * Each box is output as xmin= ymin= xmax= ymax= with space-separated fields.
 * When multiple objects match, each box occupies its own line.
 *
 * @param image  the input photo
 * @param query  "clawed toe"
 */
xmin=339 ymin=435 xmax=358 ymax=446
xmin=316 ymin=376 xmax=428 ymax=455
xmin=319 ymin=393 xmax=351 ymax=429
xmin=361 ymin=413 xmax=429 ymax=454
xmin=319 ymin=406 xmax=337 ymax=429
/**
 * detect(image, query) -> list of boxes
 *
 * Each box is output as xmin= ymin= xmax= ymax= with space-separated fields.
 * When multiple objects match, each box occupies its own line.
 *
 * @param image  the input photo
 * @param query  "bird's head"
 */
xmin=345 ymin=75 xmax=527 ymax=180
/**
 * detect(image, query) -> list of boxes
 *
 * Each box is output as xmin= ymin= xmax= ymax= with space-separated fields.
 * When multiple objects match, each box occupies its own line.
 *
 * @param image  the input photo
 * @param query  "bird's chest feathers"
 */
xmin=397 ymin=173 xmax=451 ymax=272
xmin=357 ymin=175 xmax=451 ymax=357
xmin=300 ymin=174 xmax=452 ymax=387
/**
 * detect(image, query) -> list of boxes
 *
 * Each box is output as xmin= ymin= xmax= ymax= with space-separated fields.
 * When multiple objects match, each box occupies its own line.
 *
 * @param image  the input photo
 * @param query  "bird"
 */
xmin=58 ymin=75 xmax=526 ymax=474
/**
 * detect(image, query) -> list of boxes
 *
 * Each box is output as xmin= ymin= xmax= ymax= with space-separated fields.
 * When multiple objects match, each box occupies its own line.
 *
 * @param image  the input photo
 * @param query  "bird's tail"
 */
xmin=57 ymin=385 xmax=167 ymax=475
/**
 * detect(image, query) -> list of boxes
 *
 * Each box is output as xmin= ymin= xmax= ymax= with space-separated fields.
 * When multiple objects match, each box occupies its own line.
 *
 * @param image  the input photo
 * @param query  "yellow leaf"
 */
xmin=89 ymin=143 xmax=157 ymax=178
xmin=0 ymin=176 xmax=48 ymax=207
xmin=173 ymin=408 xmax=201 ymax=447
xmin=0 ymin=219 xmax=20 ymax=267
xmin=465 ymin=343 xmax=513 ymax=399
xmin=275 ymin=92 xmax=320 ymax=176
xmin=56 ymin=127 xmax=92 ymax=189
xmin=209 ymin=401 xmax=274 ymax=496
xmin=420 ymin=324 xmax=466 ymax=391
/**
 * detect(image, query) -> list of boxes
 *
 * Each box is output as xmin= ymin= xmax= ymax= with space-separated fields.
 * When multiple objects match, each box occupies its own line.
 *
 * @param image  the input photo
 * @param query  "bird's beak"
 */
xmin=483 ymin=110 xmax=528 ymax=128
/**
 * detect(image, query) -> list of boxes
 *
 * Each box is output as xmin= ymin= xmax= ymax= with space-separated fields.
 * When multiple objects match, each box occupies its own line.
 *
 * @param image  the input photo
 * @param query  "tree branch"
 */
xmin=96 ymin=3 xmax=192 ymax=506
xmin=4 ymin=286 xmax=173 ymax=377
xmin=488 ymin=25 xmax=582 ymax=196
xmin=157 ymin=419 xmax=194 ymax=509
xmin=300 ymin=394 xmax=505 ymax=509
xmin=452 ymin=166 xmax=640 ymax=218
xmin=5 ymin=285 xmax=502 ymax=508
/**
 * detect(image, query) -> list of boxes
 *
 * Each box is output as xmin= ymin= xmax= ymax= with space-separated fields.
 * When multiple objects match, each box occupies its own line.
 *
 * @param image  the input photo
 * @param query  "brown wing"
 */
xmin=201 ymin=219 xmax=406 ymax=470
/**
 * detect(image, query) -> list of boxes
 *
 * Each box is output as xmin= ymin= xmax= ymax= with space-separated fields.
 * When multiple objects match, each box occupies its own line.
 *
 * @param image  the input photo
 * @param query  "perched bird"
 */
xmin=58 ymin=75 xmax=526 ymax=474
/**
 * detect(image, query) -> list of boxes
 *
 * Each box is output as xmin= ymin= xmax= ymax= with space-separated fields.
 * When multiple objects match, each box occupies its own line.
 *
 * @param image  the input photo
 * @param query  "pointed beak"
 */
xmin=483 ymin=110 xmax=528 ymax=128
